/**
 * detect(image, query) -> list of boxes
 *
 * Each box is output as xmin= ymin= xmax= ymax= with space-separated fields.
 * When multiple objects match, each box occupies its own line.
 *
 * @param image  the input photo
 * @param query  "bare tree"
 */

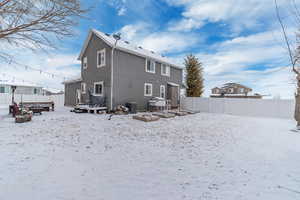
xmin=0 ymin=0 xmax=88 ymax=62
xmin=274 ymin=0 xmax=300 ymax=127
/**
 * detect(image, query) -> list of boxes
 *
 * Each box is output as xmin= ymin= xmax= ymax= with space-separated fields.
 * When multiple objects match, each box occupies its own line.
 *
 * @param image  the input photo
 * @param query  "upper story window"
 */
xmin=97 ymin=49 xmax=106 ymax=68
xmin=161 ymin=64 xmax=170 ymax=76
xmin=94 ymin=81 xmax=104 ymax=96
xmin=34 ymin=88 xmax=38 ymax=94
xmin=144 ymin=83 xmax=153 ymax=96
xmin=145 ymin=59 xmax=156 ymax=73
xmin=83 ymin=56 xmax=88 ymax=69
xmin=81 ymin=82 xmax=86 ymax=94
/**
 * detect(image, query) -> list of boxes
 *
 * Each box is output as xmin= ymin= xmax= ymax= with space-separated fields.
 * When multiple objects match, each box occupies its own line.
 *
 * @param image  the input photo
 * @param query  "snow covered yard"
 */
xmin=0 ymin=107 xmax=299 ymax=200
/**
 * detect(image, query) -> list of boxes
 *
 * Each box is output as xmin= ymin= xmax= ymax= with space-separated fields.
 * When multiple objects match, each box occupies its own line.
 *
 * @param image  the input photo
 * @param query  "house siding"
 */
xmin=64 ymin=81 xmax=81 ymax=106
xmin=113 ymin=49 xmax=183 ymax=110
xmin=81 ymin=33 xmax=112 ymax=106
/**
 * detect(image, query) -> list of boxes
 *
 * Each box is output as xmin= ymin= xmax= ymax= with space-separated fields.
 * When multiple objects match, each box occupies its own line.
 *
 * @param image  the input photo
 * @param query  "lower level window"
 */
xmin=160 ymin=85 xmax=165 ymax=98
xmin=0 ymin=86 xmax=5 ymax=93
xmin=94 ymin=81 xmax=104 ymax=96
xmin=144 ymin=83 xmax=152 ymax=96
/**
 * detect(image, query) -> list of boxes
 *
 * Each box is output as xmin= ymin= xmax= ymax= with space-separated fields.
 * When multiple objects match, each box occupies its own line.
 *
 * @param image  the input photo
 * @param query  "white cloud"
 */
xmin=119 ymin=23 xmax=149 ymax=41
xmin=118 ymin=22 xmax=201 ymax=53
xmin=168 ymin=18 xmax=204 ymax=32
xmin=117 ymin=7 xmax=127 ymax=16
xmin=140 ymin=32 xmax=199 ymax=53
xmin=198 ymin=29 xmax=294 ymax=75
xmin=166 ymin=0 xmax=297 ymax=33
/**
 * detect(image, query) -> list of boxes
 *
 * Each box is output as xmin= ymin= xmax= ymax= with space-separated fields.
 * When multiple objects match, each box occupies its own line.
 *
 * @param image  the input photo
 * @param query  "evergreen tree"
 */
xmin=185 ymin=54 xmax=204 ymax=97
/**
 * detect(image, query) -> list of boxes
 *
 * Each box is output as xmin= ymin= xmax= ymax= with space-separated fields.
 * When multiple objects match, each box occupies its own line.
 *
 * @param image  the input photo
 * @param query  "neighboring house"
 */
xmin=63 ymin=29 xmax=184 ymax=110
xmin=0 ymin=80 xmax=43 ymax=95
xmin=211 ymin=83 xmax=262 ymax=99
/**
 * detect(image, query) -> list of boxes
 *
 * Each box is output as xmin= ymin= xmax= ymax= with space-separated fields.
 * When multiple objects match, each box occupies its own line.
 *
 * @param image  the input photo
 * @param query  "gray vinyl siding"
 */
xmin=64 ymin=81 xmax=81 ymax=106
xmin=113 ymin=49 xmax=183 ymax=110
xmin=81 ymin=33 xmax=112 ymax=106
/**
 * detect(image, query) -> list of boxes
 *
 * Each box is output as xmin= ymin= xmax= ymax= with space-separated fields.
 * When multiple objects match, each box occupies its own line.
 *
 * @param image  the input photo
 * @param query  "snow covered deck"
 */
xmin=0 ymin=107 xmax=299 ymax=200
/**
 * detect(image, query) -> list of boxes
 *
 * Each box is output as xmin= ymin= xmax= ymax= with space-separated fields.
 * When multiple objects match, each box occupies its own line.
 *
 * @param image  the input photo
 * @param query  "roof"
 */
xmin=42 ymin=88 xmax=64 ymax=94
xmin=78 ymin=29 xmax=183 ymax=69
xmin=0 ymin=79 xmax=42 ymax=88
xmin=221 ymin=83 xmax=251 ymax=90
xmin=62 ymin=75 xmax=82 ymax=84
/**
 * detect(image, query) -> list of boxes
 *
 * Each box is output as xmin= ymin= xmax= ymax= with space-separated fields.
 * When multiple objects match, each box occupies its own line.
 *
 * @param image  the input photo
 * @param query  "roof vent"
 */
xmin=105 ymin=33 xmax=110 ymax=37
xmin=138 ymin=46 xmax=143 ymax=49
xmin=124 ymin=41 xmax=130 ymax=44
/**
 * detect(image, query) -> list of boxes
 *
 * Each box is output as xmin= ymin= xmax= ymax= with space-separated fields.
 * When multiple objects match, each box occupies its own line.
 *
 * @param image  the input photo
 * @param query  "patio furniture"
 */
xmin=148 ymin=97 xmax=166 ymax=112
xmin=20 ymin=101 xmax=55 ymax=112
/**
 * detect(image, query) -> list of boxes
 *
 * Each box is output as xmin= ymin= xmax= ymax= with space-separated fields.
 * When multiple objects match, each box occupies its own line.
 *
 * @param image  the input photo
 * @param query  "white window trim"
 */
xmin=144 ymin=83 xmax=153 ymax=96
xmin=83 ymin=56 xmax=88 ymax=69
xmin=94 ymin=81 xmax=104 ymax=96
xmin=81 ymin=82 xmax=86 ymax=94
xmin=160 ymin=85 xmax=166 ymax=99
xmin=97 ymin=49 xmax=106 ymax=68
xmin=145 ymin=59 xmax=156 ymax=74
xmin=161 ymin=64 xmax=170 ymax=76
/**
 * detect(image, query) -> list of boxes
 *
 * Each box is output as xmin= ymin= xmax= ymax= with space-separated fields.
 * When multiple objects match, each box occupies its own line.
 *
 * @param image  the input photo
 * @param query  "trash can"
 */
xmin=125 ymin=102 xmax=137 ymax=114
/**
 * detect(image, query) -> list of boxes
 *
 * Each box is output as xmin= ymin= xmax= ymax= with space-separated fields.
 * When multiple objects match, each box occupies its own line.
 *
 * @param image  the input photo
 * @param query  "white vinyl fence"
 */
xmin=0 ymin=94 xmax=64 ymax=107
xmin=181 ymin=97 xmax=295 ymax=119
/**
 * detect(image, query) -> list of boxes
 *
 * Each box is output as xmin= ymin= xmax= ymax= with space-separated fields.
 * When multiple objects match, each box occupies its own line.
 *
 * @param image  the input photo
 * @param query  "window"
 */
xmin=160 ymin=85 xmax=166 ymax=98
xmin=97 ymin=49 xmax=106 ymax=68
xmin=81 ymin=82 xmax=86 ymax=94
xmin=83 ymin=57 xmax=88 ymax=69
xmin=228 ymin=88 xmax=234 ymax=93
xmin=145 ymin=59 xmax=156 ymax=73
xmin=0 ymin=86 xmax=5 ymax=93
xmin=34 ymin=88 xmax=38 ymax=94
xmin=94 ymin=81 xmax=104 ymax=96
xmin=240 ymin=88 xmax=245 ymax=93
xmin=144 ymin=83 xmax=152 ymax=96
xmin=161 ymin=64 xmax=170 ymax=76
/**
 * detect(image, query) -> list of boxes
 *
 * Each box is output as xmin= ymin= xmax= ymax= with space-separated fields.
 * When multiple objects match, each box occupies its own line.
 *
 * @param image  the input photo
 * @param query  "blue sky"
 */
xmin=1 ymin=0 xmax=299 ymax=98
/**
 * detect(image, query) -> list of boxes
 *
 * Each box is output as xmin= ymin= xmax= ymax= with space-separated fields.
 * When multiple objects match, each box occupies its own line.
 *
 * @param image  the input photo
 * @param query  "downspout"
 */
xmin=110 ymin=39 xmax=119 ymax=111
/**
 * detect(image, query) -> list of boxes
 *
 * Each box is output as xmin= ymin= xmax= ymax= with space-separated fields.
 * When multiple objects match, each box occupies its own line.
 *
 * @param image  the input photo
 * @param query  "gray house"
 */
xmin=64 ymin=29 xmax=183 ymax=111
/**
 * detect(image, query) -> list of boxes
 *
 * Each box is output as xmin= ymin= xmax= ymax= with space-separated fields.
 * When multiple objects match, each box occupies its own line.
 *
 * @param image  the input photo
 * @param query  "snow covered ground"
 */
xmin=0 ymin=107 xmax=300 ymax=200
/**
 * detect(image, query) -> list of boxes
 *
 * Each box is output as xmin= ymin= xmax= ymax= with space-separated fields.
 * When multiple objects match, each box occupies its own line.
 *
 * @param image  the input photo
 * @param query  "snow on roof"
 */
xmin=62 ymin=75 xmax=82 ymax=84
xmin=78 ymin=29 xmax=183 ymax=69
xmin=0 ymin=79 xmax=42 ymax=88
xmin=214 ymin=83 xmax=251 ymax=90
xmin=43 ymin=88 xmax=63 ymax=93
